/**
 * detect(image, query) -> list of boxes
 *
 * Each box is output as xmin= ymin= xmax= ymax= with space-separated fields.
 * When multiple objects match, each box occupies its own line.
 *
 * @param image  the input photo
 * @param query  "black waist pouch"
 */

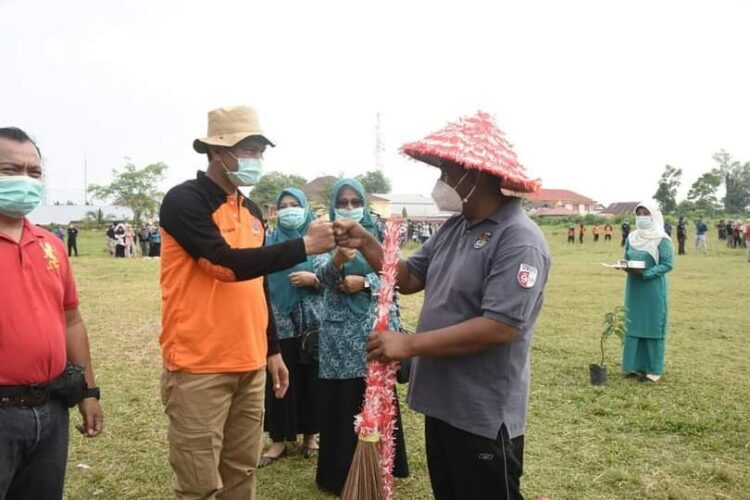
xmin=47 ymin=362 xmax=87 ymax=407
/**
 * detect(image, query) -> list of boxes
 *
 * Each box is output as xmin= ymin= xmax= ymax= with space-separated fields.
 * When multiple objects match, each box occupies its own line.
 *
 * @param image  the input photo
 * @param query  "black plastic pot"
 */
xmin=589 ymin=364 xmax=608 ymax=385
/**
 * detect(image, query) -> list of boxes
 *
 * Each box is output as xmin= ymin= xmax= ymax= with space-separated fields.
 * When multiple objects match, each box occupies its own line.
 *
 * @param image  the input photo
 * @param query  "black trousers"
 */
xmin=0 ymin=399 xmax=69 ymax=500
xmin=67 ymin=239 xmax=78 ymax=257
xmin=425 ymin=417 xmax=524 ymax=500
xmin=316 ymin=378 xmax=409 ymax=495
xmin=678 ymin=237 xmax=686 ymax=255
xmin=264 ymin=337 xmax=319 ymax=442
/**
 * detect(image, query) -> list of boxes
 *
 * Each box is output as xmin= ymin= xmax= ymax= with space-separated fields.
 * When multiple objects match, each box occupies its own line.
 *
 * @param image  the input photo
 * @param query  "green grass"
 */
xmin=64 ymin=228 xmax=750 ymax=499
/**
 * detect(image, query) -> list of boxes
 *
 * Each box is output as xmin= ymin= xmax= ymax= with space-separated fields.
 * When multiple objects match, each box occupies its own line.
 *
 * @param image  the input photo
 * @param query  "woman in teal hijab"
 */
xmin=259 ymin=188 xmax=322 ymax=466
xmin=314 ymin=178 xmax=409 ymax=495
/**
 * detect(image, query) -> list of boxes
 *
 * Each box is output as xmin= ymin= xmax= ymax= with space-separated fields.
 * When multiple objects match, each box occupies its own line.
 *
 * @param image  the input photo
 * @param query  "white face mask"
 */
xmin=431 ymin=171 xmax=477 ymax=213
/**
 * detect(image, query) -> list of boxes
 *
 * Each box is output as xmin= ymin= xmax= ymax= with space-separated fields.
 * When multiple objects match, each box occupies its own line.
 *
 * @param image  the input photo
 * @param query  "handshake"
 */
xmin=302 ymin=219 xmax=372 ymax=255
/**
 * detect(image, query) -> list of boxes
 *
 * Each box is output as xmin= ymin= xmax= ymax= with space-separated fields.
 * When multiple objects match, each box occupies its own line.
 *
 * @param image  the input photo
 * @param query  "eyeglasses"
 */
xmin=336 ymin=197 xmax=363 ymax=209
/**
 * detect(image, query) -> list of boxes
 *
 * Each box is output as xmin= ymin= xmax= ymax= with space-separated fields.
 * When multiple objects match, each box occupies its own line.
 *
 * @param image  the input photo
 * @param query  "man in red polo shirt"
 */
xmin=0 ymin=127 xmax=103 ymax=499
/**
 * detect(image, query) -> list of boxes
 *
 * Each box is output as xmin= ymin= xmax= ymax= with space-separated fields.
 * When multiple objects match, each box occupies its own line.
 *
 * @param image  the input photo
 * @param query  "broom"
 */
xmin=342 ymin=217 xmax=403 ymax=500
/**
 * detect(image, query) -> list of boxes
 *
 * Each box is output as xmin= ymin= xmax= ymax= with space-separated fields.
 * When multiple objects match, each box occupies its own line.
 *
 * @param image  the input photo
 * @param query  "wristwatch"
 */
xmin=84 ymin=387 xmax=101 ymax=400
xmin=363 ymin=279 xmax=370 ymax=290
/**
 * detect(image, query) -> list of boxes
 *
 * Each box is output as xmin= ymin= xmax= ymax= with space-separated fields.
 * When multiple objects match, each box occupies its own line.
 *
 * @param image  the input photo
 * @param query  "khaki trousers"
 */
xmin=161 ymin=369 xmax=266 ymax=500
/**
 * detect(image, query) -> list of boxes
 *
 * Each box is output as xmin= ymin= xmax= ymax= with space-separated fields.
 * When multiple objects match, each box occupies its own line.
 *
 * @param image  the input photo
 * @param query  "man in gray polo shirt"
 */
xmin=334 ymin=112 xmax=550 ymax=499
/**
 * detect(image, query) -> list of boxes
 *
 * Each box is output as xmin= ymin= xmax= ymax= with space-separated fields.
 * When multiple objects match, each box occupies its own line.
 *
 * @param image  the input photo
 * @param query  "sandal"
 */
xmin=301 ymin=446 xmax=319 ymax=459
xmin=258 ymin=447 xmax=287 ymax=468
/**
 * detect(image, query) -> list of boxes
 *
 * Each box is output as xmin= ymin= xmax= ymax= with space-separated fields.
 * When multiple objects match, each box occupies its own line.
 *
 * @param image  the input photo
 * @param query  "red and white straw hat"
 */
xmin=400 ymin=111 xmax=541 ymax=194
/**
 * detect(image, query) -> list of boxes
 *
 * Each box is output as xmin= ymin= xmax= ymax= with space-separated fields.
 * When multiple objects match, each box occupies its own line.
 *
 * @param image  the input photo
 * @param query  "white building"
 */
xmin=370 ymin=193 xmax=449 ymax=218
xmin=27 ymin=205 xmax=134 ymax=225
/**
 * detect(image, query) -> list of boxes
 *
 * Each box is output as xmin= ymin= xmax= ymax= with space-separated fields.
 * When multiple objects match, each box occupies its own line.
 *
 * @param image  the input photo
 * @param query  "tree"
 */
xmin=356 ymin=170 xmax=392 ymax=194
xmin=731 ymin=162 xmax=750 ymax=212
xmin=712 ymin=150 xmax=750 ymax=212
xmin=85 ymin=208 xmax=116 ymax=226
xmin=309 ymin=177 xmax=340 ymax=214
xmin=675 ymin=199 xmax=696 ymax=215
xmin=686 ymin=170 xmax=722 ymax=213
xmin=653 ymin=164 xmax=682 ymax=214
xmin=249 ymin=172 xmax=307 ymax=209
xmin=89 ymin=161 xmax=168 ymax=223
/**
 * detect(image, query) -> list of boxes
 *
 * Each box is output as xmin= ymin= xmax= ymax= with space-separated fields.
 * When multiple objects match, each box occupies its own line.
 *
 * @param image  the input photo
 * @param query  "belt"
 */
xmin=0 ymin=386 xmax=50 ymax=408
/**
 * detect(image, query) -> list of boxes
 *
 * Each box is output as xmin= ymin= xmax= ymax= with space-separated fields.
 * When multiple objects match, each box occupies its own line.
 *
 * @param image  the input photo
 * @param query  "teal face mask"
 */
xmin=224 ymin=154 xmax=264 ymax=186
xmin=277 ymin=207 xmax=306 ymax=230
xmin=0 ymin=175 xmax=44 ymax=218
xmin=335 ymin=207 xmax=364 ymax=223
xmin=635 ymin=216 xmax=653 ymax=230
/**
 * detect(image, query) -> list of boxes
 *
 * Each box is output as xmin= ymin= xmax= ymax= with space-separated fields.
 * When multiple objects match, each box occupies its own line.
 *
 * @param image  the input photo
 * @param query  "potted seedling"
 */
xmin=589 ymin=306 xmax=626 ymax=385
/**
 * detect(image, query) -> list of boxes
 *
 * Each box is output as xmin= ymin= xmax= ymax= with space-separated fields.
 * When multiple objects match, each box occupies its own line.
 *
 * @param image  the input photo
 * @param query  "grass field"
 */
xmin=63 ymin=227 xmax=750 ymax=499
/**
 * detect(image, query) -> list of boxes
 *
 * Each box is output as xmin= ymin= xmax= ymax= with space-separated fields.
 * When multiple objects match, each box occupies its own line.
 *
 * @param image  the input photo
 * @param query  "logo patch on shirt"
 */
xmin=474 ymin=232 xmax=492 ymax=249
xmin=40 ymin=242 xmax=60 ymax=271
xmin=252 ymin=221 xmax=263 ymax=235
xmin=517 ymin=263 xmax=538 ymax=288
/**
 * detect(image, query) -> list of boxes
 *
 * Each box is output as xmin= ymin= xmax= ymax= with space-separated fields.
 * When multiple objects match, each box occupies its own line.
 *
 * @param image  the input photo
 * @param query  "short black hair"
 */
xmin=0 ymin=127 xmax=42 ymax=157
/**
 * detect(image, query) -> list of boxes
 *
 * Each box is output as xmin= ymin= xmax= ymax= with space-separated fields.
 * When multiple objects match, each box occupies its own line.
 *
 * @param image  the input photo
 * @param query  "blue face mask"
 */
xmin=635 ymin=216 xmax=653 ymax=230
xmin=0 ymin=175 xmax=44 ymax=218
xmin=335 ymin=207 xmax=364 ymax=223
xmin=223 ymin=153 xmax=264 ymax=186
xmin=277 ymin=206 xmax=306 ymax=230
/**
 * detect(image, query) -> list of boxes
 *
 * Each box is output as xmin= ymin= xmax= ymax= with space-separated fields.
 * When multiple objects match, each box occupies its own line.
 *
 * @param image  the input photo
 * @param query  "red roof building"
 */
xmin=601 ymin=202 xmax=640 ymax=216
xmin=525 ymin=189 xmax=598 ymax=215
xmin=530 ymin=207 xmax=579 ymax=217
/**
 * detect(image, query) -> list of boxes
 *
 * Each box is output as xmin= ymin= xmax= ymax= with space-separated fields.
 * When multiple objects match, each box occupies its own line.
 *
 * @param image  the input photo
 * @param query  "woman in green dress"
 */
xmin=621 ymin=201 xmax=674 ymax=383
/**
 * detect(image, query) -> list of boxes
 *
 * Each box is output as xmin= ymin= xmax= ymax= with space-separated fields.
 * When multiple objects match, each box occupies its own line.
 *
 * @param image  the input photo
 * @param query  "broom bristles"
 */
xmin=342 ymin=435 xmax=386 ymax=500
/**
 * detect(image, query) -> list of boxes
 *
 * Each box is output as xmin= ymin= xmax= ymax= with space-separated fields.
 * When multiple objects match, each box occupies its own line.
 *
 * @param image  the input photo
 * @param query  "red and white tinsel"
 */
xmin=354 ymin=217 xmax=403 ymax=500
xmin=400 ymin=111 xmax=541 ymax=194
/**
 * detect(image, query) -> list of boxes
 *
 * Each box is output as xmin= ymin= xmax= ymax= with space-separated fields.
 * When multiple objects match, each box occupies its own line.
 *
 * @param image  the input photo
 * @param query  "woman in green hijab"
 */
xmin=259 ymin=188 xmax=322 ymax=466
xmin=313 ymin=178 xmax=409 ymax=495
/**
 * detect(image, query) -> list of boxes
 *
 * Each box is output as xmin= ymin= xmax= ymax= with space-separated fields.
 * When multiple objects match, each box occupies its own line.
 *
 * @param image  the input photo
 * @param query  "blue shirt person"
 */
xmin=694 ymin=218 xmax=709 ymax=253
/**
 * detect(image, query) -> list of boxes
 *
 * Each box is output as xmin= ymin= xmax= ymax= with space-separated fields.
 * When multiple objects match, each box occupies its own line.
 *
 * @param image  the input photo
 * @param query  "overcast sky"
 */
xmin=2 ymin=0 xmax=749 ymax=206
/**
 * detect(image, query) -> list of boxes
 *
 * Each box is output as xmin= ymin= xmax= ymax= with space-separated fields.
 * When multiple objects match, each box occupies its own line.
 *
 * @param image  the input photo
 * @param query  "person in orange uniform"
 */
xmin=592 ymin=223 xmax=600 ymax=242
xmin=158 ymin=106 xmax=335 ymax=500
xmin=0 ymin=127 xmax=103 ymax=499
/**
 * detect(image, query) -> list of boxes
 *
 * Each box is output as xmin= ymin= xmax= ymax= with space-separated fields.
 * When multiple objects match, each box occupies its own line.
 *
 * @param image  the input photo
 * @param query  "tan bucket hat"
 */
xmin=193 ymin=105 xmax=275 ymax=154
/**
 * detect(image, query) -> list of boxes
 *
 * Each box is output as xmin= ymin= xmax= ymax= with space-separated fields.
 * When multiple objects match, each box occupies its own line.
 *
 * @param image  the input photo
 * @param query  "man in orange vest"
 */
xmin=158 ymin=106 xmax=335 ymax=499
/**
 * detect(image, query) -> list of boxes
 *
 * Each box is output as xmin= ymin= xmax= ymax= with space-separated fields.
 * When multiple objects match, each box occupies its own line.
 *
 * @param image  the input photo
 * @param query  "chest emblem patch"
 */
xmin=517 ymin=263 xmax=538 ymax=288
xmin=474 ymin=232 xmax=492 ymax=249
xmin=41 ymin=242 xmax=60 ymax=271
xmin=252 ymin=220 xmax=263 ymax=235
